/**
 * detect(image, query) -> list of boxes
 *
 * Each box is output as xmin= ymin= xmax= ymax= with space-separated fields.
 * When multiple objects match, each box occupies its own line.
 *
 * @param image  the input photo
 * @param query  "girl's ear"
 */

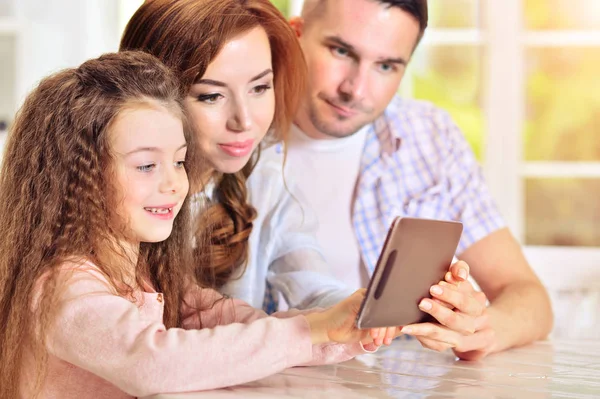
xmin=289 ymin=16 xmax=305 ymax=38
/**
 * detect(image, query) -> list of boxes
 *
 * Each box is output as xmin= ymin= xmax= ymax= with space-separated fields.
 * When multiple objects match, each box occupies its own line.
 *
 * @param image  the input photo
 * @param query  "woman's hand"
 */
xmin=305 ymin=289 xmax=401 ymax=346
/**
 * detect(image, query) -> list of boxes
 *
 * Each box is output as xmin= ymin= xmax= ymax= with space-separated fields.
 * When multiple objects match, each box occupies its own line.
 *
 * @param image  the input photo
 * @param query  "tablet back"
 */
xmin=356 ymin=217 xmax=463 ymax=329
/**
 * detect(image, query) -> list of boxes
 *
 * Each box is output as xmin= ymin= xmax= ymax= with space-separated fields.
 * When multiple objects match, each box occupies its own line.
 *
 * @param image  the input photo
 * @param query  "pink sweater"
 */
xmin=21 ymin=264 xmax=374 ymax=398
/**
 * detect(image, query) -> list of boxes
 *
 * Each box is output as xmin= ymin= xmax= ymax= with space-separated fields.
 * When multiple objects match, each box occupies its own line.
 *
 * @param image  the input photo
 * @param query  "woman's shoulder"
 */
xmin=247 ymin=144 xmax=319 ymax=233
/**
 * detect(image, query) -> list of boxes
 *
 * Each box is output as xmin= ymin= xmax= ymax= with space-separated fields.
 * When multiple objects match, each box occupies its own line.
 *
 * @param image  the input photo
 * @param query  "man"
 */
xmin=275 ymin=0 xmax=552 ymax=361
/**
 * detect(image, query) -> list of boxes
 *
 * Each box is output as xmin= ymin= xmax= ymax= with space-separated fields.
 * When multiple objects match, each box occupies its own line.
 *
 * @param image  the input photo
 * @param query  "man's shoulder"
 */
xmin=380 ymin=96 xmax=462 ymax=148
xmin=384 ymin=95 xmax=453 ymax=126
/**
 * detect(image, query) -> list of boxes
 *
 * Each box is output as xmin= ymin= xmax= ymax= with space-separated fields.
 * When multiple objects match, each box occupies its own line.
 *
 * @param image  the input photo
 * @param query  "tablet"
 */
xmin=355 ymin=217 xmax=463 ymax=329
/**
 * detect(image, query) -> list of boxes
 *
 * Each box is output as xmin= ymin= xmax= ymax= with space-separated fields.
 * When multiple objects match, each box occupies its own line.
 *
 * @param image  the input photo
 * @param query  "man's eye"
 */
xmin=380 ymin=63 xmax=395 ymax=73
xmin=332 ymin=46 xmax=349 ymax=57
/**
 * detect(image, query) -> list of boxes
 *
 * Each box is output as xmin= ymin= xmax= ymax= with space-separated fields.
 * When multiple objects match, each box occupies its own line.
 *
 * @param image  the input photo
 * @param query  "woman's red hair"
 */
xmin=121 ymin=0 xmax=308 ymax=288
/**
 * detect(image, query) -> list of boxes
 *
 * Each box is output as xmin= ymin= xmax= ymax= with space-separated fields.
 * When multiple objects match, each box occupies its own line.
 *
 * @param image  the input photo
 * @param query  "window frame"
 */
xmin=485 ymin=0 xmax=600 ymax=283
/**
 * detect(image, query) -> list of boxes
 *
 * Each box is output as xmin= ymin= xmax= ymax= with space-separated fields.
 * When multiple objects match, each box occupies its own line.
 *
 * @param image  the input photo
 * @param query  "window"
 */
xmin=118 ymin=0 xmax=144 ymax=36
xmin=519 ymin=0 xmax=600 ymax=286
xmin=408 ymin=0 xmax=486 ymax=160
xmin=271 ymin=0 xmax=290 ymax=16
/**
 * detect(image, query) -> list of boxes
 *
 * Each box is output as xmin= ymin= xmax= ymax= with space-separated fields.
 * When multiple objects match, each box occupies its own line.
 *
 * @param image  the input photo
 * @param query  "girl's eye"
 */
xmin=175 ymin=161 xmax=185 ymax=169
xmin=197 ymin=93 xmax=223 ymax=104
xmin=252 ymin=84 xmax=272 ymax=95
xmin=137 ymin=164 xmax=155 ymax=172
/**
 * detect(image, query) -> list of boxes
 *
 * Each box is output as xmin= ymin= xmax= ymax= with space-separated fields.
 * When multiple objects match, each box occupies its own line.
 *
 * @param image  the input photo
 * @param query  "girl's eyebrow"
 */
xmin=125 ymin=143 xmax=187 ymax=156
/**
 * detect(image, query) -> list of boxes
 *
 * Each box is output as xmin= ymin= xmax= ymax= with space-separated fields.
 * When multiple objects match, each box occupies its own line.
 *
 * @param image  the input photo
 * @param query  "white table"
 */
xmin=146 ymin=338 xmax=600 ymax=398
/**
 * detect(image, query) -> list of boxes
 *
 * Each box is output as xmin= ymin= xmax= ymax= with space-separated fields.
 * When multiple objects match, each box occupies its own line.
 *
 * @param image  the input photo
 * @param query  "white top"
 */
xmin=284 ymin=124 xmax=370 ymax=289
xmin=195 ymin=144 xmax=354 ymax=310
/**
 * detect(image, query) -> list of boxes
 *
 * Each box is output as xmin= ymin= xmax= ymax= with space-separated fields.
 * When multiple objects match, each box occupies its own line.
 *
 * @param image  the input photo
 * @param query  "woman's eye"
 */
xmin=252 ymin=84 xmax=272 ymax=95
xmin=137 ymin=164 xmax=156 ymax=172
xmin=197 ymin=93 xmax=223 ymax=104
xmin=175 ymin=161 xmax=185 ymax=169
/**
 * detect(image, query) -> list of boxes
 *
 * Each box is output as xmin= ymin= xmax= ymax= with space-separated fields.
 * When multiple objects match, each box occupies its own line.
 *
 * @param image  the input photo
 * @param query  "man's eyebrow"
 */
xmin=325 ymin=35 xmax=356 ymax=52
xmin=380 ymin=56 xmax=408 ymax=66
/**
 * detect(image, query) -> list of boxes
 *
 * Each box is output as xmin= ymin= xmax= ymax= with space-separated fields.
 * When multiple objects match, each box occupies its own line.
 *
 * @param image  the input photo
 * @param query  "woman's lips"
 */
xmin=218 ymin=139 xmax=254 ymax=157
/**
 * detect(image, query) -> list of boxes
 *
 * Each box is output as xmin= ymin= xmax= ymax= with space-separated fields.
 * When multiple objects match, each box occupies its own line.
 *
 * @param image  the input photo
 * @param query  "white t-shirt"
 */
xmin=284 ymin=124 xmax=370 ymax=290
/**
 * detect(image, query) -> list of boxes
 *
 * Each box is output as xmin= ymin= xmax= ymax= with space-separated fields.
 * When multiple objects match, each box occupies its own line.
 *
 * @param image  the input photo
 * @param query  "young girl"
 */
xmin=0 ymin=51 xmax=393 ymax=399
xmin=120 ymin=0 xmax=360 ymax=314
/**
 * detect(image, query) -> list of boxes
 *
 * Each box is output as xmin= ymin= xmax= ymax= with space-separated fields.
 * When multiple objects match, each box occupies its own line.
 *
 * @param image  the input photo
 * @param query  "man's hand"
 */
xmin=400 ymin=261 xmax=498 ymax=360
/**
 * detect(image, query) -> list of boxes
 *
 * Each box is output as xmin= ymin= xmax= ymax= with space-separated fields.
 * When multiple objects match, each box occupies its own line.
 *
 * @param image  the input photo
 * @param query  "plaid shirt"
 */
xmin=352 ymin=96 xmax=505 ymax=275
xmin=262 ymin=96 xmax=505 ymax=312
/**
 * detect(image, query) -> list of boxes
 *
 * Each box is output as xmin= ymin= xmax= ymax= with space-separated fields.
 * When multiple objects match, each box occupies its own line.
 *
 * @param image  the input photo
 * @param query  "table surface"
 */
xmin=146 ymin=338 xmax=600 ymax=399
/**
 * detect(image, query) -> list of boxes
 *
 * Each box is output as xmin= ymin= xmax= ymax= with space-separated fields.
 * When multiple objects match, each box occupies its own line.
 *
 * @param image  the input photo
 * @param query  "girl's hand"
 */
xmin=305 ymin=289 xmax=402 ymax=346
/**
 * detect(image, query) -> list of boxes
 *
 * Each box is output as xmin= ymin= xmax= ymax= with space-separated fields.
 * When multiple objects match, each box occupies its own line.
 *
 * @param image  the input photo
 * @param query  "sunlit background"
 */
xmin=0 ymin=0 xmax=599 ymax=335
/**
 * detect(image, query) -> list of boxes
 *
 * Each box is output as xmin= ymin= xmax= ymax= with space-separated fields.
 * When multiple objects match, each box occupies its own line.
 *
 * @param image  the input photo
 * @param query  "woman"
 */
xmin=120 ymin=0 xmax=357 ymax=313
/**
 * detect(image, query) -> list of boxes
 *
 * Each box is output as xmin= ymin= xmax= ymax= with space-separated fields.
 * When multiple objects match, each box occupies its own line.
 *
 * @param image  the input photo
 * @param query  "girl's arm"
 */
xmin=46 ymin=268 xmax=313 ymax=398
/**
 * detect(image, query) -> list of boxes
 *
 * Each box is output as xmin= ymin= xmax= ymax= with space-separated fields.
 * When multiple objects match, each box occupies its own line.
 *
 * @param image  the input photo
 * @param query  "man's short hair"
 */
xmin=302 ymin=0 xmax=428 ymax=43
